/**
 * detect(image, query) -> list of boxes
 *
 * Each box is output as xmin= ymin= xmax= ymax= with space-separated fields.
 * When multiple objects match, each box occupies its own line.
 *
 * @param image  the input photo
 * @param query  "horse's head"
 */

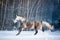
xmin=13 ymin=15 xmax=26 ymax=23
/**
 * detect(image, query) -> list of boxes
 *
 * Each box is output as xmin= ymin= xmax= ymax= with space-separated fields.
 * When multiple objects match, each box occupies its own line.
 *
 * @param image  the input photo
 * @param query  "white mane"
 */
xmin=13 ymin=16 xmax=26 ymax=23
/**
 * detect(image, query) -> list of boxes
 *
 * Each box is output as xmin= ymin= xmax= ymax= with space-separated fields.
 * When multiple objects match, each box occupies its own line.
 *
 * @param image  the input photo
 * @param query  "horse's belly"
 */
xmin=27 ymin=24 xmax=34 ymax=29
xmin=30 ymin=25 xmax=34 ymax=29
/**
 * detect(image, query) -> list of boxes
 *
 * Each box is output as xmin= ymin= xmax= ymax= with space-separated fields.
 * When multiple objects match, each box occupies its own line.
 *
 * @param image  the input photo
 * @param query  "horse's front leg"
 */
xmin=34 ymin=26 xmax=38 ymax=35
xmin=16 ymin=27 xmax=22 ymax=36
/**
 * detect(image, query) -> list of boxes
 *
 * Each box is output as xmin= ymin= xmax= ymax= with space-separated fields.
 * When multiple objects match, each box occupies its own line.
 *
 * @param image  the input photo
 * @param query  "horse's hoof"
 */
xmin=16 ymin=34 xmax=19 ymax=36
xmin=34 ymin=33 xmax=37 ymax=35
xmin=42 ymin=29 xmax=45 ymax=32
xmin=51 ymin=30 xmax=55 ymax=32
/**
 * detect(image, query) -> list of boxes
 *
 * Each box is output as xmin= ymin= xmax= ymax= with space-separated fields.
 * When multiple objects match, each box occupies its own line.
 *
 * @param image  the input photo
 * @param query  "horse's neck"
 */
xmin=21 ymin=19 xmax=28 ymax=23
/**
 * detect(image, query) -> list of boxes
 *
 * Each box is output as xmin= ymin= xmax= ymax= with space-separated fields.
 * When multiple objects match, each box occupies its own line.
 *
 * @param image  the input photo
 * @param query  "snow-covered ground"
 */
xmin=0 ymin=30 xmax=60 ymax=40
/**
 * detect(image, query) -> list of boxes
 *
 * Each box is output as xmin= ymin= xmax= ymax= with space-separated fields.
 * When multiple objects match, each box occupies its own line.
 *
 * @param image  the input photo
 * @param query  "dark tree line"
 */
xmin=0 ymin=0 xmax=60 ymax=30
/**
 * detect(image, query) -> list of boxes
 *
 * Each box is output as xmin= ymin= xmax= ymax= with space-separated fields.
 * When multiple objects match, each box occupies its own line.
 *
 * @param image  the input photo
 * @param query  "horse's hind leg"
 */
xmin=16 ymin=27 xmax=22 ymax=36
xmin=34 ymin=26 xmax=38 ymax=35
xmin=42 ymin=27 xmax=45 ymax=32
xmin=34 ymin=29 xmax=38 ymax=35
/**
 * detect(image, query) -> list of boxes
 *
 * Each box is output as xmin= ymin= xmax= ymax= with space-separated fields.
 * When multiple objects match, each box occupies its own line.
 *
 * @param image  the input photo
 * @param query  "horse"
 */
xmin=13 ymin=15 xmax=54 ymax=36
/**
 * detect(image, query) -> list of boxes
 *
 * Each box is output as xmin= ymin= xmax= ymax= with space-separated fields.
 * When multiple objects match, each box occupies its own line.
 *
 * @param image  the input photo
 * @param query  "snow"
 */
xmin=0 ymin=30 xmax=60 ymax=40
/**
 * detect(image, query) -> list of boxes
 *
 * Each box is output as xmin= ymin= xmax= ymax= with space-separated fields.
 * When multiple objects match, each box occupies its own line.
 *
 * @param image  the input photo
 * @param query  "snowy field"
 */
xmin=0 ymin=30 xmax=60 ymax=40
